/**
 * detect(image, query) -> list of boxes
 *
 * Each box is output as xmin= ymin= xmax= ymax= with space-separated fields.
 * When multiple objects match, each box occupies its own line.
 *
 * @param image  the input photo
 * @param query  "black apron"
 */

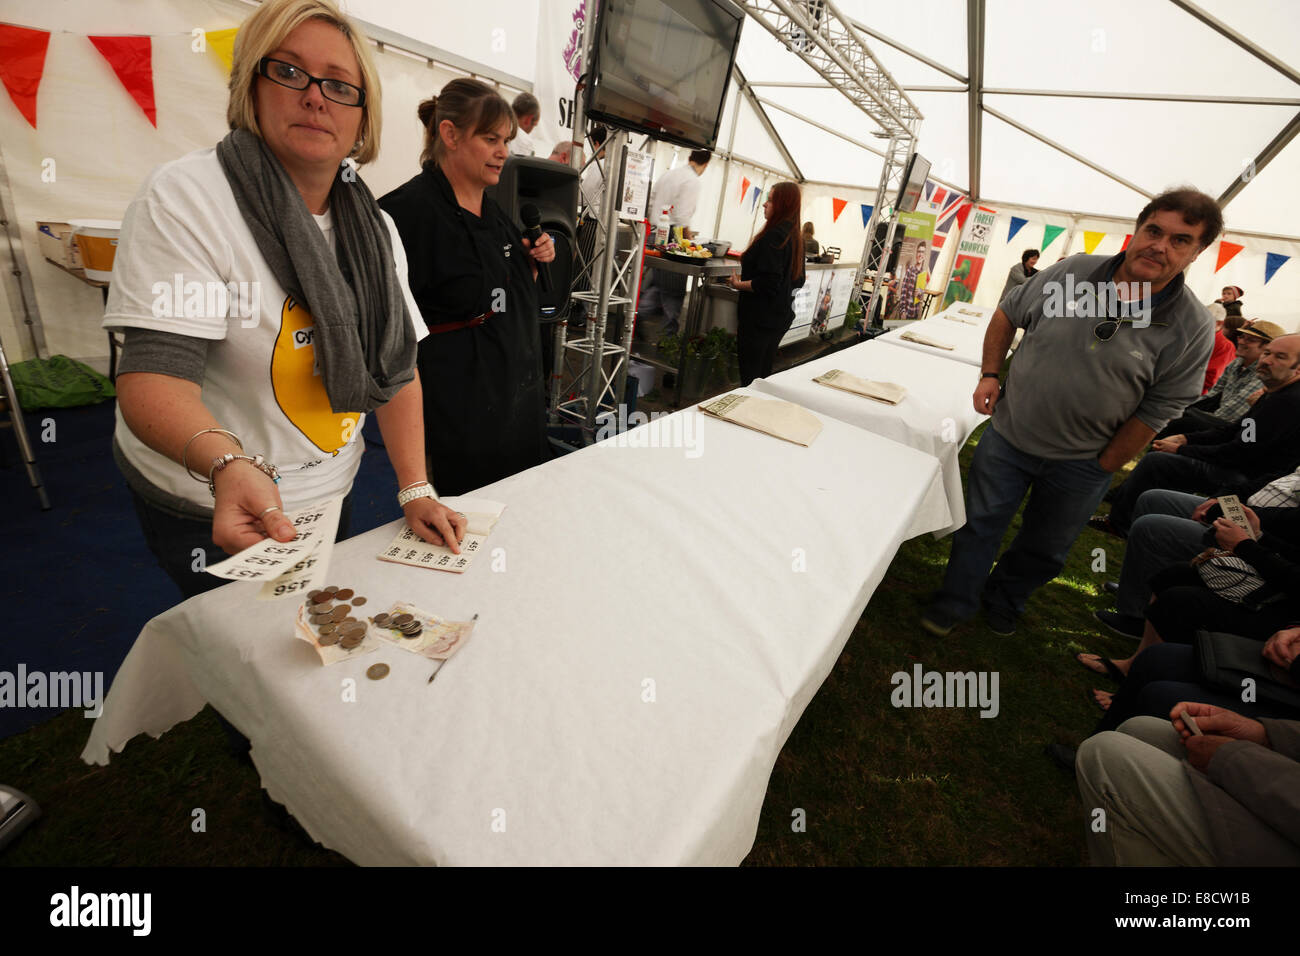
xmin=380 ymin=165 xmax=549 ymax=496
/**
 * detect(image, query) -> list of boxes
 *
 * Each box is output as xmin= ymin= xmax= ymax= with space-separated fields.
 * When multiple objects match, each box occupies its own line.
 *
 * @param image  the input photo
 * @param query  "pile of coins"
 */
xmin=371 ymin=611 xmax=423 ymax=640
xmin=305 ymin=586 xmax=370 ymax=650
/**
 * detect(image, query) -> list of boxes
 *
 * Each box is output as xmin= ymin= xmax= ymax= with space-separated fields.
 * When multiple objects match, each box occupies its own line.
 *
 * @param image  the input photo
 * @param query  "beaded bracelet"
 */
xmin=207 ymin=453 xmax=281 ymax=496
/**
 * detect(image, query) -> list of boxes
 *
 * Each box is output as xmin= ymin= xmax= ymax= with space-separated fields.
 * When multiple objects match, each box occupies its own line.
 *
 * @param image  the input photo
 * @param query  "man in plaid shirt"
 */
xmin=1155 ymin=320 xmax=1283 ymax=438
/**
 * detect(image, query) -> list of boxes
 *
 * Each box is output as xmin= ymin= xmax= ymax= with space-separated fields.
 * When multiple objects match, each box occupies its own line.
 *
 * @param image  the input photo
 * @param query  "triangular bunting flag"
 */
xmin=1120 ymin=234 xmax=1131 ymax=251
xmin=860 ymin=204 xmax=873 ymax=228
xmin=1083 ymin=231 xmax=1105 ymax=255
xmin=1265 ymin=252 xmax=1291 ymax=284
xmin=205 ymin=27 xmax=238 ymax=74
xmin=749 ymin=185 xmax=760 ymax=211
xmin=832 ymin=197 xmax=847 ymax=222
xmin=89 ymin=35 xmax=156 ymax=127
xmin=953 ymin=201 xmax=973 ymax=231
xmin=1007 ymin=216 xmax=1027 ymax=243
xmin=740 ymin=176 xmax=750 ymax=202
xmin=923 ymin=180 xmax=934 ymax=202
xmin=1215 ymin=240 xmax=1244 ymax=273
xmin=0 ymin=25 xmax=50 ymax=128
xmin=1042 ymin=224 xmax=1066 ymax=251
xmin=933 ymin=187 xmax=947 ymax=208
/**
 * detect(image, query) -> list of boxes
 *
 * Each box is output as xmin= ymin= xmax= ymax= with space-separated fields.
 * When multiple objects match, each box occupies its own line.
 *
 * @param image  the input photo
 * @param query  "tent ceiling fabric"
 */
xmin=729 ymin=0 xmax=1300 ymax=236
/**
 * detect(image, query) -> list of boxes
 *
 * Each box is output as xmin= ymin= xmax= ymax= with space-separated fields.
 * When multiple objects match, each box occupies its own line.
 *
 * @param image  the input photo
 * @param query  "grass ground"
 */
xmin=0 ymin=426 xmax=1137 ymax=866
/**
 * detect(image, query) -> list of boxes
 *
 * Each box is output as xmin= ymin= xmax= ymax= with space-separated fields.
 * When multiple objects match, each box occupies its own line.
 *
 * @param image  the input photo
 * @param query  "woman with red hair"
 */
xmin=727 ymin=181 xmax=806 ymax=384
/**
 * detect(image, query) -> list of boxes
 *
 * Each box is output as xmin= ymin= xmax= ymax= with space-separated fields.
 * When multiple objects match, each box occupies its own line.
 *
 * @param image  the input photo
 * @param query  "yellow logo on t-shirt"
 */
xmin=270 ymin=296 xmax=359 ymax=454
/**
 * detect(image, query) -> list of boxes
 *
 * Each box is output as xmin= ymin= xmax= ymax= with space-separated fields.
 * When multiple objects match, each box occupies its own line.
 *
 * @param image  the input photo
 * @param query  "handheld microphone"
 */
xmin=519 ymin=203 xmax=552 ymax=294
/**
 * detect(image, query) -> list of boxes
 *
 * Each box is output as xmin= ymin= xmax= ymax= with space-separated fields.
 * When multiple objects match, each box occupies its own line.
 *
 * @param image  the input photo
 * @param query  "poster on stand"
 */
xmin=942 ymin=206 xmax=998 ymax=310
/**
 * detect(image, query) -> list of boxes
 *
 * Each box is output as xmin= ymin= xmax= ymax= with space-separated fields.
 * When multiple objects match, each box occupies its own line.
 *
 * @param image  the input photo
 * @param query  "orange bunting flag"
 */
xmin=89 ymin=35 xmax=157 ymax=127
xmin=832 ymin=197 xmax=847 ymax=222
xmin=740 ymin=176 xmax=750 ymax=202
xmin=1215 ymin=240 xmax=1244 ymax=273
xmin=1120 ymin=234 xmax=1131 ymax=251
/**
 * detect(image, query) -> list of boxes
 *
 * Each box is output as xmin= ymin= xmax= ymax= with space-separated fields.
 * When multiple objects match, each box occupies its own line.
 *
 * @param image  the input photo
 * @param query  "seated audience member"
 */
xmin=1075 ymin=704 xmax=1300 ymax=865
xmin=1215 ymin=284 xmax=1245 ymax=318
xmin=1081 ymin=504 xmax=1300 ymax=707
xmin=1091 ymin=467 xmax=1300 ymax=638
xmin=1200 ymin=303 xmax=1236 ymax=394
xmin=1090 ymin=629 xmax=1300 ymax=734
xmin=509 ymin=92 xmax=539 ymax=157
xmin=1100 ymin=333 xmax=1300 ymax=535
xmin=1155 ymin=319 xmax=1277 ymax=438
xmin=1222 ymin=313 xmax=1246 ymax=345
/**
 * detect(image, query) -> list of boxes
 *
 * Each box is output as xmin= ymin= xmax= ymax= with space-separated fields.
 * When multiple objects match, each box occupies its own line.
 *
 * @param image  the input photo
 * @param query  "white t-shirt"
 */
xmin=649 ymin=163 xmax=702 ymax=228
xmin=509 ymin=128 xmax=535 ymax=157
xmin=104 ymin=147 xmax=426 ymax=511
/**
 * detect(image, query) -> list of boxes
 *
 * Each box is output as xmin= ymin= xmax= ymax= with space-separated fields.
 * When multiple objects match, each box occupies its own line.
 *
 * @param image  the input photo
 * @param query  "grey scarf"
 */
xmin=216 ymin=128 xmax=415 ymax=413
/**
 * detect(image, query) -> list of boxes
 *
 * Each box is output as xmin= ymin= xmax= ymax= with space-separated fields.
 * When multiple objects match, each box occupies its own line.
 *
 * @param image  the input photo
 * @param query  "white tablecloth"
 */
xmin=83 ymin=390 xmax=947 ymax=866
xmin=752 ymin=340 xmax=987 ymax=536
xmin=876 ymin=316 xmax=993 ymax=367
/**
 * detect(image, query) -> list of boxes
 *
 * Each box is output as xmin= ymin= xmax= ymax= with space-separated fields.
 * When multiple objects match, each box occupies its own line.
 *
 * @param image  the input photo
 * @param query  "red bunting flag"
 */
xmin=1120 ymin=234 xmax=1131 ymax=251
xmin=740 ymin=176 xmax=750 ymax=202
xmin=89 ymin=35 xmax=156 ymax=127
xmin=0 ymin=25 xmax=50 ymax=128
xmin=831 ymin=197 xmax=847 ymax=222
xmin=1215 ymin=240 xmax=1244 ymax=273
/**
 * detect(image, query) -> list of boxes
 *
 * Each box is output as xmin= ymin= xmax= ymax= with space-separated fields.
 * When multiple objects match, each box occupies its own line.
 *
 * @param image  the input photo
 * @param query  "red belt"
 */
xmin=428 ymin=310 xmax=493 ymax=334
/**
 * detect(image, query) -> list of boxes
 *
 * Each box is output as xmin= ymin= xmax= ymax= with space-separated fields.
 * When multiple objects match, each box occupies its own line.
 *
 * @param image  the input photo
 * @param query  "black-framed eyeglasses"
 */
xmin=257 ymin=57 xmax=365 ymax=108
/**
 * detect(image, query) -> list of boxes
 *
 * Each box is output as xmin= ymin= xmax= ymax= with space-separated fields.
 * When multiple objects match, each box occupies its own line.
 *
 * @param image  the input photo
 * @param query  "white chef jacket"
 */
xmin=649 ymin=163 xmax=702 ymax=229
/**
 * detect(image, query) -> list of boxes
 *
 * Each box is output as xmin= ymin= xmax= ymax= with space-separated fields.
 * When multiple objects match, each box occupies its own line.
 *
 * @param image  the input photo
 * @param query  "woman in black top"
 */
xmin=379 ymin=80 xmax=554 ymax=496
xmin=727 ymin=182 xmax=806 ymax=385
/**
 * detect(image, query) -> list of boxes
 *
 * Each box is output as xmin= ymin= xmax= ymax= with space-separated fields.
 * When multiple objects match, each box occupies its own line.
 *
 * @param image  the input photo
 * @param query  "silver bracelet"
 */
xmin=207 ymin=453 xmax=281 ymax=496
xmin=397 ymin=482 xmax=438 ymax=507
xmin=184 ymin=428 xmax=242 ymax=483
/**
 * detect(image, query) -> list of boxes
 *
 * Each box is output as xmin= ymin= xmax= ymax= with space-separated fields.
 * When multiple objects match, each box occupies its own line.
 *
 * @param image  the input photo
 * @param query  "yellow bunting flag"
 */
xmin=1083 ymin=230 xmax=1104 ymax=255
xmin=206 ymin=27 xmax=238 ymax=74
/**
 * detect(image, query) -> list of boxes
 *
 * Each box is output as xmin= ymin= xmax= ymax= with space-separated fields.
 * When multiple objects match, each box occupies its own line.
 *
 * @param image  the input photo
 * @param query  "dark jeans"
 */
xmin=1116 ymin=489 xmax=1211 ymax=617
xmin=1095 ymin=642 xmax=1300 ymax=733
xmin=932 ymin=424 xmax=1113 ymax=621
xmin=738 ymin=323 xmax=786 ymax=385
xmin=1107 ymin=451 xmax=1248 ymax=534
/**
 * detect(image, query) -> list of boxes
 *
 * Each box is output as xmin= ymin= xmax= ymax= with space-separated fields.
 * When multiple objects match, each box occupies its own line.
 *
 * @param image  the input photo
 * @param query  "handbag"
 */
xmin=1190 ymin=548 xmax=1270 ymax=605
xmin=1194 ymin=629 xmax=1300 ymax=710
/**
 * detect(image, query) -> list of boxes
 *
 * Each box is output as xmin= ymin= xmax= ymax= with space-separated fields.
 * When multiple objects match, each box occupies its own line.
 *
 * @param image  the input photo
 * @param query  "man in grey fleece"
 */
xmin=1076 ymin=704 xmax=1300 ymax=865
xmin=922 ymin=188 xmax=1220 ymax=636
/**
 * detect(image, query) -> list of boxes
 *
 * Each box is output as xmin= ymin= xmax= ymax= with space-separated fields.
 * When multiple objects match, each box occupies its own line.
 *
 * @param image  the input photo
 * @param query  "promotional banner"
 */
xmin=893 ymin=210 xmax=935 ymax=319
xmin=942 ymin=205 xmax=997 ymax=310
xmin=535 ymin=0 xmax=588 ymax=159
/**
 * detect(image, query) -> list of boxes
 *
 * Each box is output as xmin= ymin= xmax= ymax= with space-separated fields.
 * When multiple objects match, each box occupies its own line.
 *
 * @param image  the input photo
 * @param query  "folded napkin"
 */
xmin=813 ymin=369 xmax=907 ymax=405
xmin=900 ymin=329 xmax=955 ymax=350
xmin=699 ymin=393 xmax=823 ymax=446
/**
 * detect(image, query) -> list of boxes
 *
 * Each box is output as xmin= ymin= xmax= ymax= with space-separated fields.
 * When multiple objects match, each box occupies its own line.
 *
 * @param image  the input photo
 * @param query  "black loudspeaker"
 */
xmin=486 ymin=156 xmax=579 ymax=320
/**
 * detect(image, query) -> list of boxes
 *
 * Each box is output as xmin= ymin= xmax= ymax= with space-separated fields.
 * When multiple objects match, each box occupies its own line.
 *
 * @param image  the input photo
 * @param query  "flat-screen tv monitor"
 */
xmin=895 ymin=152 xmax=931 ymax=213
xmin=586 ymin=0 xmax=744 ymax=150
